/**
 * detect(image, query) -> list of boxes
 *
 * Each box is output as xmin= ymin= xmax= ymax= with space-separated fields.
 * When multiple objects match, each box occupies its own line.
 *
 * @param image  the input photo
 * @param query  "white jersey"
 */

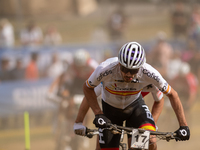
xmin=86 ymin=57 xmax=170 ymax=109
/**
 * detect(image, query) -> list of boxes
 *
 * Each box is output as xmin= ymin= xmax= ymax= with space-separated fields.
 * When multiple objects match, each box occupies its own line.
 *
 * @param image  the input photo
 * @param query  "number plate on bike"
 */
xmin=131 ymin=129 xmax=150 ymax=150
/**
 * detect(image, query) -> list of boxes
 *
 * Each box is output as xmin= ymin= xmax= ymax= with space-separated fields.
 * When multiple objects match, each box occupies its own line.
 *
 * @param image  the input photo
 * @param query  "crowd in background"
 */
xmin=0 ymin=19 xmax=63 ymax=48
xmin=0 ymin=1 xmax=200 ymax=99
xmin=0 ymin=51 xmax=73 ymax=82
xmin=0 ymin=1 xmax=200 ymax=105
xmin=0 ymin=3 xmax=128 ymax=49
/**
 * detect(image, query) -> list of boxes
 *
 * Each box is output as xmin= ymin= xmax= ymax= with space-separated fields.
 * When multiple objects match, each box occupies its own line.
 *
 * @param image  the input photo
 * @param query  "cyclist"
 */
xmin=67 ymin=49 xmax=99 ymax=97
xmin=47 ymin=49 xmax=98 ymax=150
xmin=83 ymin=42 xmax=190 ymax=150
xmin=74 ymin=83 xmax=164 ymax=150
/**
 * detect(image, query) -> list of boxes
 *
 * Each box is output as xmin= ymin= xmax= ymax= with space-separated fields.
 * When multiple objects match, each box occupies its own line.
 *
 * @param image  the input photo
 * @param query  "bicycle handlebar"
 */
xmin=86 ymin=123 xmax=177 ymax=141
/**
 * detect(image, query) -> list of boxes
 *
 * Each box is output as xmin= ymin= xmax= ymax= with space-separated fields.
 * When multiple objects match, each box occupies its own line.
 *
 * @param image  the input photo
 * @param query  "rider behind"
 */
xmin=47 ymin=49 xmax=98 ymax=150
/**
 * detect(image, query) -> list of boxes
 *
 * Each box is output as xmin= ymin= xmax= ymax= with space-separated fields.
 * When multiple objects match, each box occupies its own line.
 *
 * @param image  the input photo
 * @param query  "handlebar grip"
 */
xmin=86 ymin=128 xmax=96 ymax=138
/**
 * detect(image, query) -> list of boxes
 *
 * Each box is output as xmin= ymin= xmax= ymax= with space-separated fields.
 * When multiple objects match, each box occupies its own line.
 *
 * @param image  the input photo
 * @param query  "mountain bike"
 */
xmin=85 ymin=123 xmax=178 ymax=150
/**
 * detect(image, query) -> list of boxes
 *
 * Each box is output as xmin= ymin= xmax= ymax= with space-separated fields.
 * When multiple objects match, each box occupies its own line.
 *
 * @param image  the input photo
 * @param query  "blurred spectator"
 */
xmin=188 ymin=5 xmax=200 ymax=49
xmin=166 ymin=50 xmax=182 ymax=80
xmin=20 ymin=21 xmax=43 ymax=47
xmin=107 ymin=7 xmax=127 ymax=42
xmin=169 ymin=62 xmax=198 ymax=119
xmin=180 ymin=39 xmax=200 ymax=81
xmin=189 ymin=51 xmax=200 ymax=81
xmin=181 ymin=40 xmax=197 ymax=62
xmin=25 ymin=52 xmax=39 ymax=81
xmin=44 ymin=25 xmax=62 ymax=46
xmin=149 ymin=31 xmax=173 ymax=78
xmin=90 ymin=25 xmax=109 ymax=44
xmin=0 ymin=57 xmax=11 ymax=82
xmin=0 ymin=18 xmax=15 ymax=48
xmin=45 ymin=53 xmax=65 ymax=79
xmin=10 ymin=58 xmax=25 ymax=81
xmin=170 ymin=1 xmax=190 ymax=40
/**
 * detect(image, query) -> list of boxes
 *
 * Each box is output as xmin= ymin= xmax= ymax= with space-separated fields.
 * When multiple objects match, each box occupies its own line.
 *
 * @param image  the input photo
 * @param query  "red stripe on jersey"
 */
xmin=141 ymin=92 xmax=149 ymax=97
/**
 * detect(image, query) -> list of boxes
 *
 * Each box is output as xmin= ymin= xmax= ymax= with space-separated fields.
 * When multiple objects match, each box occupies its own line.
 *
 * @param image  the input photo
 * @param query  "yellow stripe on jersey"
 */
xmin=105 ymin=87 xmax=142 ymax=96
xmin=86 ymin=80 xmax=95 ymax=88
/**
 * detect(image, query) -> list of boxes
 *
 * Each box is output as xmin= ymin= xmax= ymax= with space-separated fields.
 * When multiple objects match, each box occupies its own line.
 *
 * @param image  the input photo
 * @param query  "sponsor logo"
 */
xmin=146 ymin=84 xmax=153 ymax=89
xmin=97 ymin=70 xmax=112 ymax=81
xmin=143 ymin=69 xmax=160 ymax=82
xmin=115 ymin=80 xmax=124 ymax=82
xmin=115 ymin=87 xmax=137 ymax=91
xmin=98 ymin=128 xmax=105 ymax=144
xmin=180 ymin=129 xmax=187 ymax=136
xmin=142 ymin=105 xmax=154 ymax=121
xmin=114 ymin=78 xmax=139 ymax=83
xmin=105 ymin=86 xmax=141 ymax=96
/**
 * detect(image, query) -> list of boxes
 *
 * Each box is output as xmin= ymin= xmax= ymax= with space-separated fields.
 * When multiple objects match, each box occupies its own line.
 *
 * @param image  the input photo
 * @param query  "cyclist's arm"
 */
xmin=75 ymin=96 xmax=90 ymax=123
xmin=46 ymin=76 xmax=61 ymax=104
xmin=166 ymin=87 xmax=188 ymax=126
xmin=143 ymin=64 xmax=188 ymax=126
xmin=83 ymin=82 xmax=103 ymax=115
xmin=151 ymin=97 xmax=164 ymax=125
xmin=75 ymin=83 xmax=102 ymax=123
xmin=151 ymin=86 xmax=164 ymax=124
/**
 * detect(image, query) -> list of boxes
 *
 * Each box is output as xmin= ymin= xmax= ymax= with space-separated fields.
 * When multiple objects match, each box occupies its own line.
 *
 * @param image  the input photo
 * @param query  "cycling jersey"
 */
xmin=94 ymin=83 xmax=163 ymax=102
xmin=86 ymin=57 xmax=170 ymax=109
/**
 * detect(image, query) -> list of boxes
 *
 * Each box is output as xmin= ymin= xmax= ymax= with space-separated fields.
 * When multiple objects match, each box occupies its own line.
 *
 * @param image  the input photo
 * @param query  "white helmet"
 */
xmin=74 ymin=49 xmax=90 ymax=66
xmin=118 ymin=42 xmax=146 ymax=69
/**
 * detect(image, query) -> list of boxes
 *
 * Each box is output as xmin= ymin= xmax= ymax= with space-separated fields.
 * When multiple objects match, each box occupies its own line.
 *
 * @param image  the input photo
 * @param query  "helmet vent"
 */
xmin=118 ymin=42 xmax=146 ymax=69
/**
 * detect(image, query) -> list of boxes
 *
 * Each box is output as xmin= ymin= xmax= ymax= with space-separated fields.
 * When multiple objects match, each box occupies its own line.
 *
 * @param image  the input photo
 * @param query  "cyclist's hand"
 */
xmin=73 ymin=123 xmax=86 ymax=136
xmin=93 ymin=114 xmax=111 ymax=128
xmin=175 ymin=126 xmax=190 ymax=141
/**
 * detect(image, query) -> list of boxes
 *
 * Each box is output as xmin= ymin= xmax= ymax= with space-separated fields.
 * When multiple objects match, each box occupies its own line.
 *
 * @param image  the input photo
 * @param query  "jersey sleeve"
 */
xmin=94 ymin=82 xmax=103 ymax=97
xmin=142 ymin=63 xmax=171 ymax=95
xmin=150 ymin=85 xmax=163 ymax=102
xmin=86 ymin=65 xmax=102 ymax=88
xmin=86 ymin=57 xmax=116 ymax=89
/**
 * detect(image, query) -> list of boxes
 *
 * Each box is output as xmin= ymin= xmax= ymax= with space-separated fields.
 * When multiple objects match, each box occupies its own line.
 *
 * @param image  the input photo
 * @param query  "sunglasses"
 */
xmin=120 ymin=65 xmax=139 ymax=74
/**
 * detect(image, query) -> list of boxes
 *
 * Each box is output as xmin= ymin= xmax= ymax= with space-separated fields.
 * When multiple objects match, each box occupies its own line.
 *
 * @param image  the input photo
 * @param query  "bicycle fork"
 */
xmin=120 ymin=143 xmax=127 ymax=150
xmin=119 ymin=130 xmax=127 ymax=150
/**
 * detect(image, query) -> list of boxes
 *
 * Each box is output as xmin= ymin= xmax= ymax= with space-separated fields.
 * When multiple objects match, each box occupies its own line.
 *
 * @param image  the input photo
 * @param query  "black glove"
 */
xmin=175 ymin=126 xmax=190 ymax=141
xmin=93 ymin=114 xmax=111 ymax=128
